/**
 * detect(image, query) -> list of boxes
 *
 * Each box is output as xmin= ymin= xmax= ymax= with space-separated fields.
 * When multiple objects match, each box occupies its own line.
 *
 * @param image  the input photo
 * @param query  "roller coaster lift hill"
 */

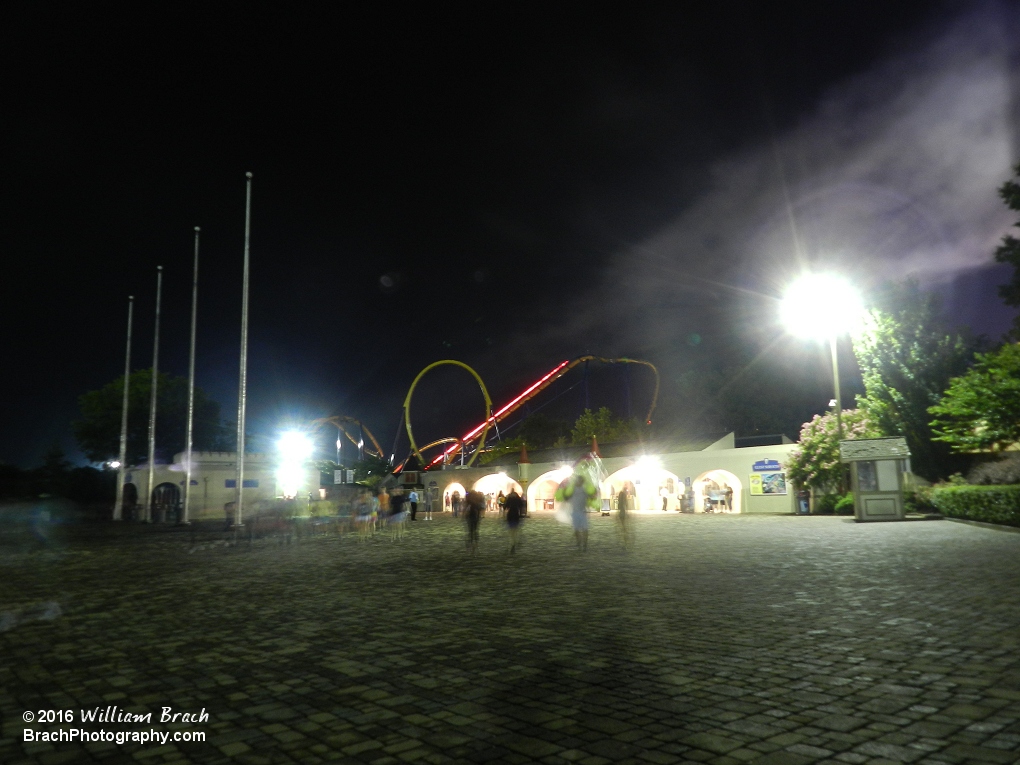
xmin=315 ymin=356 xmax=658 ymax=471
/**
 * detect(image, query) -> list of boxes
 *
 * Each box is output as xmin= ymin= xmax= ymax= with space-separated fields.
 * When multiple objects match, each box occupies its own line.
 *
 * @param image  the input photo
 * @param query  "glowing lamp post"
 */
xmin=780 ymin=273 xmax=864 ymax=442
xmin=277 ymin=431 xmax=313 ymax=500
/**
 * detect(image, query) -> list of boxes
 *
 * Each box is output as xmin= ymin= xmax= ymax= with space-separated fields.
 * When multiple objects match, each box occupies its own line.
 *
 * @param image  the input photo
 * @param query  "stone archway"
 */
xmin=473 ymin=473 xmax=523 ymax=513
xmin=151 ymin=482 xmax=181 ymax=523
xmin=526 ymin=467 xmax=573 ymax=514
xmin=603 ymin=463 xmax=682 ymax=513
xmin=692 ymin=469 xmax=743 ymax=513
xmin=443 ymin=483 xmax=466 ymax=513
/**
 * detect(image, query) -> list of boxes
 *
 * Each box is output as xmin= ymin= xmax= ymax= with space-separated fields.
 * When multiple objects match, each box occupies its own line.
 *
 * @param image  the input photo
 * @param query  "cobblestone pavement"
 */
xmin=2 ymin=513 xmax=1020 ymax=765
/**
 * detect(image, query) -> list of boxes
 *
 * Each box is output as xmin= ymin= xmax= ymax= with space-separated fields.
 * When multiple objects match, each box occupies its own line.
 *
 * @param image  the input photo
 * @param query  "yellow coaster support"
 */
xmin=404 ymin=360 xmax=492 ymax=468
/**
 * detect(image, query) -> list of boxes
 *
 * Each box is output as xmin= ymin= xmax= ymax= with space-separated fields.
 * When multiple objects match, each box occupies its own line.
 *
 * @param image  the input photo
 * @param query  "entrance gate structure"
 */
xmin=840 ymin=437 xmax=911 ymax=522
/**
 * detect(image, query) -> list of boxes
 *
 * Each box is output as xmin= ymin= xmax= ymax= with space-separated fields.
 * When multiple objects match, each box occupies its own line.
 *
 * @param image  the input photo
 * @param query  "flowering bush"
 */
xmin=784 ymin=409 xmax=878 ymax=492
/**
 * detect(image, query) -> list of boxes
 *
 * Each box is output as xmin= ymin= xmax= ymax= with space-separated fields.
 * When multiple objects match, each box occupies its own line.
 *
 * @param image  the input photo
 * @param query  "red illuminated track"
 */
xmin=429 ymin=356 xmax=659 ymax=467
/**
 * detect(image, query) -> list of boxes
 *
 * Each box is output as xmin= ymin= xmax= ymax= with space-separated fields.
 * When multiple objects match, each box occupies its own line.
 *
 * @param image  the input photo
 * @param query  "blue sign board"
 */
xmin=752 ymin=459 xmax=782 ymax=472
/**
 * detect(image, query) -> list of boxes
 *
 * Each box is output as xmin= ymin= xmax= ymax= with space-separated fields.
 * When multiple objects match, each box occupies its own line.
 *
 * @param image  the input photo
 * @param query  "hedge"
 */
xmin=930 ymin=484 xmax=1020 ymax=527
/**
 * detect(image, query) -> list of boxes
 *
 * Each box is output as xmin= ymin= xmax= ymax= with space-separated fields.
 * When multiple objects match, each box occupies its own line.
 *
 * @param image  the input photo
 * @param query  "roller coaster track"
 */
xmin=310 ymin=415 xmax=385 ymax=459
xmin=429 ymin=355 xmax=659 ymax=467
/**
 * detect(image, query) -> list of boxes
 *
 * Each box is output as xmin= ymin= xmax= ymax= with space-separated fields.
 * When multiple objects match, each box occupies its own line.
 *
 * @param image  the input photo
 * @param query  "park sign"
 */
xmin=752 ymin=459 xmax=782 ymax=472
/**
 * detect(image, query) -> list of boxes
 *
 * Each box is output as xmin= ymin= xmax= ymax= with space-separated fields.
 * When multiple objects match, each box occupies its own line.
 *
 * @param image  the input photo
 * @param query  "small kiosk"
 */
xmin=839 ymin=437 xmax=911 ymax=522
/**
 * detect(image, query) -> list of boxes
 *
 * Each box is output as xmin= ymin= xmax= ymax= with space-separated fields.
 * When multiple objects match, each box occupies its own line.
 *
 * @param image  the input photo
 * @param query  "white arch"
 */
xmin=442 ymin=482 xmax=466 ymax=513
xmin=526 ymin=467 xmax=573 ymax=514
xmin=472 ymin=473 xmax=523 ymax=496
xmin=692 ymin=469 xmax=743 ymax=513
xmin=603 ymin=462 xmax=682 ymax=514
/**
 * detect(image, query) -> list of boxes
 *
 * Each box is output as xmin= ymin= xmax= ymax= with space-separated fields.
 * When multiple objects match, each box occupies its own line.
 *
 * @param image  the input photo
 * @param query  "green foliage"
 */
xmin=350 ymin=454 xmax=392 ymax=486
xmin=478 ymin=436 xmax=526 ymax=466
xmin=930 ymin=484 xmax=1020 ymax=527
xmin=994 ymin=164 xmax=1020 ymax=335
xmin=784 ymin=409 xmax=877 ymax=492
xmin=73 ymin=369 xmax=231 ymax=464
xmin=316 ymin=454 xmax=392 ymax=486
xmin=517 ymin=413 xmax=571 ymax=448
xmin=903 ymin=484 xmax=936 ymax=514
xmin=570 ymin=407 xmax=638 ymax=446
xmin=853 ymin=281 xmax=977 ymax=480
xmin=929 ymin=343 xmax=1020 ymax=453
xmin=479 ymin=409 xmax=636 ymax=465
xmin=834 ymin=493 xmax=855 ymax=515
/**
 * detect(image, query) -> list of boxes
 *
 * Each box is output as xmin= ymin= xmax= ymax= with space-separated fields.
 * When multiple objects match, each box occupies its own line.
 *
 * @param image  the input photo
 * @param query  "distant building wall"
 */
xmin=420 ymin=441 xmax=798 ymax=515
xmin=123 ymin=451 xmax=318 ymax=521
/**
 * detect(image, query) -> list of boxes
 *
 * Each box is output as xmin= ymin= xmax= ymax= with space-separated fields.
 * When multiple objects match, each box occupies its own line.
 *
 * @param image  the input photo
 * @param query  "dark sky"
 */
xmin=2 ymin=3 xmax=1018 ymax=467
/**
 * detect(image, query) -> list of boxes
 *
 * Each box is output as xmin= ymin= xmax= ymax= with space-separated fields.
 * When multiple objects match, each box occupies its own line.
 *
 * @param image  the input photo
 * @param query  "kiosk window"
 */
xmin=877 ymin=460 xmax=898 ymax=491
xmin=858 ymin=461 xmax=878 ymax=492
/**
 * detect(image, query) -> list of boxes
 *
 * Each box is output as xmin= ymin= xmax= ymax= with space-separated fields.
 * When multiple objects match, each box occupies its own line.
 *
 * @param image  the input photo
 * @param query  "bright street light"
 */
xmin=780 ymin=273 xmax=864 ymax=340
xmin=780 ymin=273 xmax=865 ymax=446
xmin=277 ymin=430 xmax=313 ymax=499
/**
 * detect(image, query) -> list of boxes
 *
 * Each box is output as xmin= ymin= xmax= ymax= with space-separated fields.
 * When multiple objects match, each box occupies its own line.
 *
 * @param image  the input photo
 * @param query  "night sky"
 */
xmin=2 ymin=3 xmax=1018 ymax=468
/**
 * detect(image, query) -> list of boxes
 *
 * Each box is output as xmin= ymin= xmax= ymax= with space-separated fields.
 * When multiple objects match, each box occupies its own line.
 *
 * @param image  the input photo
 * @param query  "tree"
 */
xmin=73 ymin=369 xmax=231 ymax=465
xmin=853 ymin=281 xmax=977 ymax=480
xmin=570 ymin=407 xmax=638 ymax=446
xmin=478 ymin=413 xmax=571 ymax=465
xmin=994 ymin=164 xmax=1020 ymax=336
xmin=317 ymin=453 xmax=393 ymax=487
xmin=785 ymin=409 xmax=877 ymax=492
xmin=929 ymin=343 xmax=1020 ymax=453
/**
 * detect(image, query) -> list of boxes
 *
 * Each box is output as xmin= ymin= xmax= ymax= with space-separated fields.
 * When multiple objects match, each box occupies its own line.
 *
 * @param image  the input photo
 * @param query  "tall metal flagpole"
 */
xmin=113 ymin=296 xmax=134 ymax=521
xmin=234 ymin=172 xmax=252 ymax=528
xmin=145 ymin=266 xmax=163 ymax=523
xmin=183 ymin=227 xmax=200 ymax=524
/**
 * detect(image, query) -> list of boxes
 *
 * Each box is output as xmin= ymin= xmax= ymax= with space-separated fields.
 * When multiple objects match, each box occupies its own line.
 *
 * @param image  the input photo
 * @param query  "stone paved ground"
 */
xmin=2 ymin=513 xmax=1020 ymax=765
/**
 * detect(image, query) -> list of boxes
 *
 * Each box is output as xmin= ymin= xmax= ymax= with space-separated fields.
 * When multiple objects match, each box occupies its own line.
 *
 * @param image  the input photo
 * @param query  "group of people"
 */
xmin=350 ymin=478 xmax=631 ymax=554
xmin=458 ymin=488 xmax=525 ymax=553
xmin=353 ymin=486 xmax=433 ymax=540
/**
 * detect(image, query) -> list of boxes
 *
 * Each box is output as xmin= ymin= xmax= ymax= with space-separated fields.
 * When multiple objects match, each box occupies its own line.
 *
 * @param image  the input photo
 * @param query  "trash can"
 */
xmin=797 ymin=490 xmax=810 ymax=515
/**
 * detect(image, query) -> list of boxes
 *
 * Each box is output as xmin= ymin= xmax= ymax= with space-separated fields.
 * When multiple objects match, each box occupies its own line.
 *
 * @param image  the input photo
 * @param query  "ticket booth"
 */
xmin=839 ymin=437 xmax=911 ymax=522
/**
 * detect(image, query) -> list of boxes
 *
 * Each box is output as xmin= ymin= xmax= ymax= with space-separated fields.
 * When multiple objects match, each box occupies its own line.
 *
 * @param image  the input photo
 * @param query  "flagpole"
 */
xmin=113 ymin=295 xmax=134 ymax=521
xmin=183 ymin=227 xmax=200 ymax=524
xmin=145 ymin=266 xmax=163 ymax=523
xmin=234 ymin=172 xmax=252 ymax=528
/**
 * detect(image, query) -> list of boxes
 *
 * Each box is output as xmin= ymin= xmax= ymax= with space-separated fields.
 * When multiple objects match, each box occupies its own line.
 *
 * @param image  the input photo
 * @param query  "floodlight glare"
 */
xmin=277 ymin=431 xmax=313 ymax=462
xmin=780 ymin=273 xmax=864 ymax=340
xmin=276 ymin=431 xmax=313 ymax=498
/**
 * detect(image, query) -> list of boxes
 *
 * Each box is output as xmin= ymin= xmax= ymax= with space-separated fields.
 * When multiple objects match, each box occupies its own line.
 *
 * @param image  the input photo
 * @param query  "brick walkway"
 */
xmin=2 ymin=513 xmax=1019 ymax=765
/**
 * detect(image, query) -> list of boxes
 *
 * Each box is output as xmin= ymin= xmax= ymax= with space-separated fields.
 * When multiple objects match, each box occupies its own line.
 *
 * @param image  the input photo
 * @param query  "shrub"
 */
xmin=834 ymin=493 xmax=855 ymax=515
xmin=967 ymin=454 xmax=1020 ymax=485
xmin=930 ymin=484 xmax=1020 ymax=527
xmin=813 ymin=494 xmax=837 ymax=514
xmin=904 ymin=485 xmax=936 ymax=514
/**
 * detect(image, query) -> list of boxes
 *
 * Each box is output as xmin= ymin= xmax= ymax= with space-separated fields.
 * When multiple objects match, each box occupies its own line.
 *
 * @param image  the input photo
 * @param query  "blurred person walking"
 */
xmin=557 ymin=474 xmax=591 ymax=551
xmin=408 ymin=488 xmax=419 ymax=520
xmin=616 ymin=483 xmax=633 ymax=548
xmin=423 ymin=489 xmax=433 ymax=520
xmin=377 ymin=489 xmax=390 ymax=532
xmin=389 ymin=489 xmax=407 ymax=540
xmin=355 ymin=490 xmax=373 ymax=541
xmin=504 ymin=489 xmax=524 ymax=553
xmin=464 ymin=489 xmax=484 ymax=553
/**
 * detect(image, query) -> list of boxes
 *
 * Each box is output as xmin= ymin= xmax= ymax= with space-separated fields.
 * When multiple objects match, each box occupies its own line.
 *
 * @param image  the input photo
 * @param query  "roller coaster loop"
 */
xmin=403 ymin=360 xmax=492 ymax=469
